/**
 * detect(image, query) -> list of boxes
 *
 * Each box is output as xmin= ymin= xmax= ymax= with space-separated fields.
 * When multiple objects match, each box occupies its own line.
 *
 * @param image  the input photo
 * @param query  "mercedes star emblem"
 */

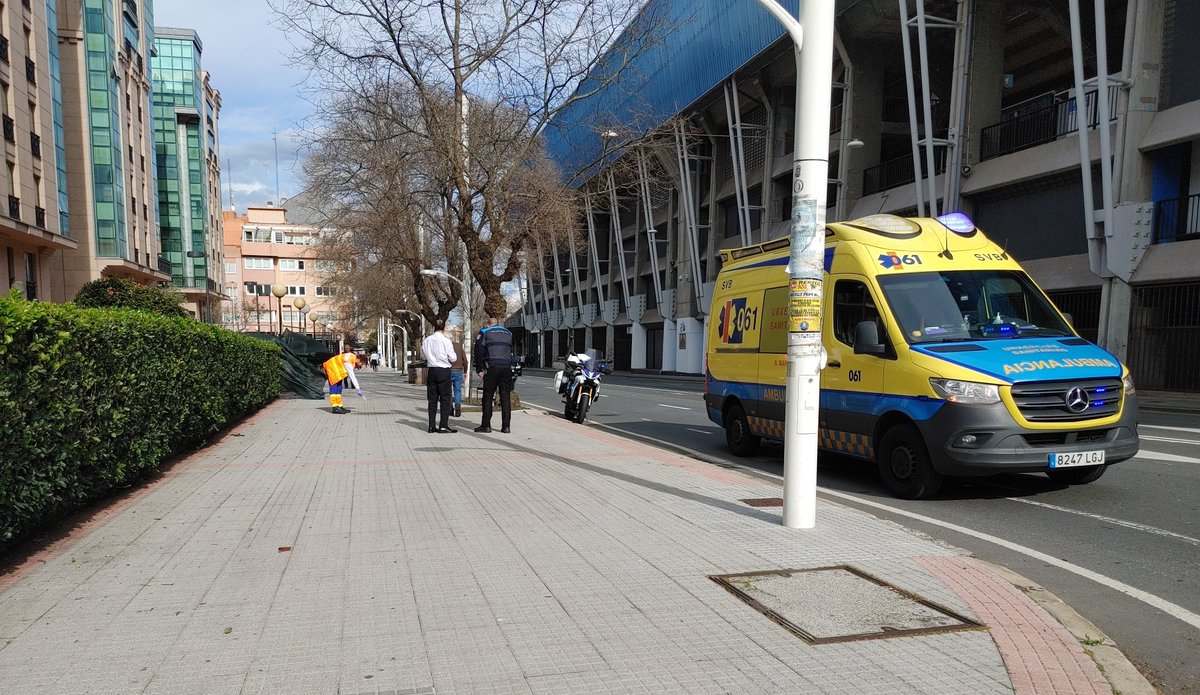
xmin=1065 ymin=386 xmax=1090 ymax=413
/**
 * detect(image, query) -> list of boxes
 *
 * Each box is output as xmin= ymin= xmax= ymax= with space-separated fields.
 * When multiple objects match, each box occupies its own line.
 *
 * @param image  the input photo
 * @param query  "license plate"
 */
xmin=1048 ymin=450 xmax=1105 ymax=468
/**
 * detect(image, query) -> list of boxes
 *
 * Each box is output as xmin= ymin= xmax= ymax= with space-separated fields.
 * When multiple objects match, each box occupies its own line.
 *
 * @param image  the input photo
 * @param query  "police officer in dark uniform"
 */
xmin=473 ymin=317 xmax=515 ymax=433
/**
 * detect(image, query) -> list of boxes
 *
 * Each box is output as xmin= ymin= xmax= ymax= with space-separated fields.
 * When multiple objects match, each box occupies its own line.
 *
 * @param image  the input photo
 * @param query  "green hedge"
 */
xmin=0 ymin=296 xmax=280 ymax=542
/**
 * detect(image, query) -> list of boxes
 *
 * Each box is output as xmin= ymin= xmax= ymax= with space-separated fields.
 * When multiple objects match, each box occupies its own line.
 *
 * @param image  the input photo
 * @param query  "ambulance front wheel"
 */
xmin=877 ymin=424 xmax=944 ymax=500
xmin=725 ymin=403 xmax=760 ymax=457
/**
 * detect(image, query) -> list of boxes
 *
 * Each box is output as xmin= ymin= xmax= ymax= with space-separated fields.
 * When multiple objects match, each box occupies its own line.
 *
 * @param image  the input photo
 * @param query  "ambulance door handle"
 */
xmin=826 ymin=360 xmax=841 ymax=369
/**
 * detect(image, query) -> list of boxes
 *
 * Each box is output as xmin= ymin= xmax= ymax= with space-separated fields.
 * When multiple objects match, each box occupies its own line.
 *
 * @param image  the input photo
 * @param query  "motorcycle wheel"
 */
xmin=574 ymin=393 xmax=591 ymax=423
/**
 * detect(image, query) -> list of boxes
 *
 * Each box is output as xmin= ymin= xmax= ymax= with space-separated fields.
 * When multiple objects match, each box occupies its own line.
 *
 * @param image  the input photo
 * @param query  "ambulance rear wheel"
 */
xmin=877 ymin=425 xmax=943 ymax=500
xmin=1047 ymin=464 xmax=1107 ymax=485
xmin=725 ymin=404 xmax=760 ymax=457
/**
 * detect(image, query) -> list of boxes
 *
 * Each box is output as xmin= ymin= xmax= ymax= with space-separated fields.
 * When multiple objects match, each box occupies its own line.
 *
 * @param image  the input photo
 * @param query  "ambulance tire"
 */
xmin=725 ymin=403 xmax=760 ymax=457
xmin=877 ymin=425 xmax=944 ymax=500
xmin=1046 ymin=464 xmax=1107 ymax=485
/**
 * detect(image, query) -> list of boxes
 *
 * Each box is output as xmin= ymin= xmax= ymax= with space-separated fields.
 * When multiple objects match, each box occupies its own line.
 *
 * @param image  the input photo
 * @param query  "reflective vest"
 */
xmin=322 ymin=354 xmax=348 ymax=384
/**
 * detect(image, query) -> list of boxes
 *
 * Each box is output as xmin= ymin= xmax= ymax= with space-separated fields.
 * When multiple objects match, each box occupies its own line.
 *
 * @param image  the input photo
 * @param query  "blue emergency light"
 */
xmin=937 ymin=212 xmax=976 ymax=234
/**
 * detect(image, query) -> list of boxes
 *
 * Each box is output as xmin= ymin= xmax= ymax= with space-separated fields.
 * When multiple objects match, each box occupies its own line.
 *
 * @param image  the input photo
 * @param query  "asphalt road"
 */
xmin=520 ymin=371 xmax=1200 ymax=695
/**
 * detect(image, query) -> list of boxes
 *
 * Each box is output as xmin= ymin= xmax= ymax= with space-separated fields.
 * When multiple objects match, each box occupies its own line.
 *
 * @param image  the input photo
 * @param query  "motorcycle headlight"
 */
xmin=929 ymin=378 xmax=1001 ymax=405
xmin=1122 ymin=373 xmax=1136 ymax=395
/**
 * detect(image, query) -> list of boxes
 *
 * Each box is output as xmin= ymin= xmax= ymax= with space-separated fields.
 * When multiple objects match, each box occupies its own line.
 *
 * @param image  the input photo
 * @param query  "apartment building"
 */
xmin=221 ymin=199 xmax=343 ymax=337
xmin=539 ymin=0 xmax=1199 ymax=392
xmin=0 ymin=0 xmax=71 ymax=302
xmin=151 ymin=26 xmax=223 ymax=321
xmin=55 ymin=0 xmax=167 ymax=300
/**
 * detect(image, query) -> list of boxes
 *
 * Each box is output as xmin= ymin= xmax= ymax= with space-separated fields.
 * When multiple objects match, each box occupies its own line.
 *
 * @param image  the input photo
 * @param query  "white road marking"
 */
xmin=1133 ymin=450 xmax=1200 ymax=464
xmin=1141 ymin=424 xmax=1200 ymax=435
xmin=816 ymin=487 xmax=1200 ymax=632
xmin=641 ymin=418 xmax=653 ymax=422
xmin=1140 ymin=434 xmax=1200 ymax=445
xmin=686 ymin=428 xmax=713 ymax=435
xmin=1004 ymin=498 xmax=1200 ymax=547
xmin=658 ymin=404 xmax=691 ymax=410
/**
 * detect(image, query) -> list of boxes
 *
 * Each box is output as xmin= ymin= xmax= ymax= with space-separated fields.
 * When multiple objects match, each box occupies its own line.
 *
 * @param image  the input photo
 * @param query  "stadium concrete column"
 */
xmin=1100 ymin=0 xmax=1164 ymax=361
xmin=963 ymin=0 xmax=1006 ymax=165
xmin=631 ymin=323 xmax=647 ymax=369
xmin=842 ymin=45 xmax=885 ymax=217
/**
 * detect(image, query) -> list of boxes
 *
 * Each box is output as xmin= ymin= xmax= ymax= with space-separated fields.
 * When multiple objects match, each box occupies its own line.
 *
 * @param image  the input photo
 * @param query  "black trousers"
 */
xmin=480 ymin=365 xmax=514 ymax=429
xmin=426 ymin=367 xmax=453 ymax=429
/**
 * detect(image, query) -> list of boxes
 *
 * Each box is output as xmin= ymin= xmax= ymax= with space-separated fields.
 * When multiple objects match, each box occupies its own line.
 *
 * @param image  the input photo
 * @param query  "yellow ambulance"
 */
xmin=705 ymin=213 xmax=1139 ymax=499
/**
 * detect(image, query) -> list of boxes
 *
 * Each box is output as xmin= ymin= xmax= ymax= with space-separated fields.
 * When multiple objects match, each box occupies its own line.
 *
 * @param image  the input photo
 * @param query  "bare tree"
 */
xmin=274 ymin=0 xmax=668 ymax=318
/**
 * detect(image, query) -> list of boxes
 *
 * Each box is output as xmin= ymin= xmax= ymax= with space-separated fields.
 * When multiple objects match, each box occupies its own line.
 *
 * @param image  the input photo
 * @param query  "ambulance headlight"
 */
xmin=929 ymin=378 xmax=1001 ymax=405
xmin=1122 ymin=373 xmax=1136 ymax=395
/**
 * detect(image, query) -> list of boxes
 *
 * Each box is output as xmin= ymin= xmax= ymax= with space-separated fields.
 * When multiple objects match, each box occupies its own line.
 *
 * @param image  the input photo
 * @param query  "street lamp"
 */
xmin=387 ymin=323 xmax=409 ymax=372
xmin=309 ymin=311 xmax=320 ymax=339
xmin=299 ymin=304 xmax=311 ymax=335
xmin=293 ymin=297 xmax=306 ymax=333
xmin=270 ymin=283 xmax=287 ymax=335
xmin=420 ymin=268 xmax=473 ymax=398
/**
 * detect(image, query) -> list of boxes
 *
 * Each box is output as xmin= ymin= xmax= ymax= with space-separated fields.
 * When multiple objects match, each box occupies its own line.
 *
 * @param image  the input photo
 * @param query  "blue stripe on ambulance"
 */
xmin=707 ymin=375 xmax=945 ymax=453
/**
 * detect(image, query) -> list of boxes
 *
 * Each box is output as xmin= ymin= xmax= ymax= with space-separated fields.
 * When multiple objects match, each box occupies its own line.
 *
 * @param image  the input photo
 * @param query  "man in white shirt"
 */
xmin=421 ymin=320 xmax=458 ymax=433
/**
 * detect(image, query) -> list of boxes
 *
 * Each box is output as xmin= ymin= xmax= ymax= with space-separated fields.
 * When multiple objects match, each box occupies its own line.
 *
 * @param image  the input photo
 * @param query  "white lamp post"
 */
xmin=420 ymin=269 xmax=473 ymax=398
xmin=387 ymin=323 xmax=409 ymax=372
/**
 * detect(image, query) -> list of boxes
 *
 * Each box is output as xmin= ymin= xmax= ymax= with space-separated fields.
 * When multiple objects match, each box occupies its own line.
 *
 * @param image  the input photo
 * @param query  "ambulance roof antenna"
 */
xmin=936 ymin=215 xmax=953 ymax=260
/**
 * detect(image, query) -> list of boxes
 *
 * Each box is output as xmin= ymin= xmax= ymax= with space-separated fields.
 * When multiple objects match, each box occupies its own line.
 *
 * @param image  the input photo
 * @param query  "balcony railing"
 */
xmin=1153 ymin=193 xmax=1200 ymax=244
xmin=8 ymin=195 xmax=20 ymax=220
xmin=172 ymin=277 xmax=222 ymax=293
xmin=980 ymin=88 xmax=1119 ymax=161
xmin=157 ymin=254 xmax=173 ymax=275
xmin=34 ymin=205 xmax=45 ymax=228
xmin=30 ymin=133 xmax=40 ymax=159
xmin=0 ymin=34 xmax=9 ymax=63
xmin=2 ymin=115 xmax=13 ymax=143
xmin=25 ymin=57 xmax=35 ymax=85
xmin=863 ymin=147 xmax=948 ymax=196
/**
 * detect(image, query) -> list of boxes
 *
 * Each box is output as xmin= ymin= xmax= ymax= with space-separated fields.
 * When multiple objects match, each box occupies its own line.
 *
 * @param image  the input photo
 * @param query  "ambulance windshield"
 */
xmin=877 ymin=270 xmax=1072 ymax=344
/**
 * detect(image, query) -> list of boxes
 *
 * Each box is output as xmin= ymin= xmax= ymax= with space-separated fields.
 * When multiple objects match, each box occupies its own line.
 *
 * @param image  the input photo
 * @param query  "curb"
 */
xmin=978 ymin=560 xmax=1158 ymax=695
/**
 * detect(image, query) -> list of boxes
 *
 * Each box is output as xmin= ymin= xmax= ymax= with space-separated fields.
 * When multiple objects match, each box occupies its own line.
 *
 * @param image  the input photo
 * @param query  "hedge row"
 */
xmin=0 ymin=296 xmax=281 ymax=542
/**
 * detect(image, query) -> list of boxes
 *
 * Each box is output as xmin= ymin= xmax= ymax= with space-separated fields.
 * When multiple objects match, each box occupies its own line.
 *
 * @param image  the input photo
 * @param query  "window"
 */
xmin=243 ymin=257 xmax=272 ymax=270
xmin=223 ymin=262 xmax=236 ymax=274
xmin=243 ymin=227 xmax=271 ymax=243
xmin=279 ymin=259 xmax=305 ymax=271
xmin=833 ymin=280 xmax=883 ymax=347
xmin=314 ymin=260 xmax=337 ymax=272
xmin=287 ymin=285 xmax=305 ymax=296
xmin=315 ymin=286 xmax=337 ymax=297
xmin=244 ymin=282 xmax=270 ymax=296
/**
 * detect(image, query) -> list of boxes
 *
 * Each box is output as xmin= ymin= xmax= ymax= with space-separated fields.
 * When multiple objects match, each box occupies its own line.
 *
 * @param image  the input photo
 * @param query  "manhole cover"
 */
xmin=710 ymin=565 xmax=982 ymax=644
xmin=739 ymin=498 xmax=783 ymax=507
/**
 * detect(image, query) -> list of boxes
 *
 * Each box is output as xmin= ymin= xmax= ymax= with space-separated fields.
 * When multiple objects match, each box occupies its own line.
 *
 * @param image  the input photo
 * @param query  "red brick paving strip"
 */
xmin=917 ymin=555 xmax=1112 ymax=695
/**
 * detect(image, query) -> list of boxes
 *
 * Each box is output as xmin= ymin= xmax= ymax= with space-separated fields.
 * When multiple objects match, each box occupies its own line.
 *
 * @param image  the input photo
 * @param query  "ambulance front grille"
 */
xmin=1009 ymin=378 xmax=1122 ymax=422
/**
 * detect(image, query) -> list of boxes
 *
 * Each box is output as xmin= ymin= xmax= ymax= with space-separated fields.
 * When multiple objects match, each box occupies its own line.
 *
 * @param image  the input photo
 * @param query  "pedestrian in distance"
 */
xmin=473 ymin=317 xmax=516 ymax=433
xmin=369 ymin=349 xmax=381 ymax=372
xmin=421 ymin=319 xmax=458 ymax=433
xmin=450 ymin=336 xmax=466 ymax=418
xmin=322 ymin=345 xmax=363 ymax=414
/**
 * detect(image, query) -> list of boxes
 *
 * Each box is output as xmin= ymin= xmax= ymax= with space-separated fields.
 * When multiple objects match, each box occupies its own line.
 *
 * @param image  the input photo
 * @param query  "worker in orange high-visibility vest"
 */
xmin=322 ymin=345 xmax=362 ymax=414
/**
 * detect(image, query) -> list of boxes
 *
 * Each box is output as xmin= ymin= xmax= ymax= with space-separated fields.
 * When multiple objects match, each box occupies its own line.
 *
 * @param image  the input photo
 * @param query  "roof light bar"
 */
xmin=937 ymin=212 xmax=976 ymax=234
xmin=849 ymin=214 xmax=921 ymax=234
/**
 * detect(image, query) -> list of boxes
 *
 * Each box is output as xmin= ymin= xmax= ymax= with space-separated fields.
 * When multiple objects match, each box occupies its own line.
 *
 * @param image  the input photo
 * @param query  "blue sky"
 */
xmin=154 ymin=0 xmax=310 ymax=212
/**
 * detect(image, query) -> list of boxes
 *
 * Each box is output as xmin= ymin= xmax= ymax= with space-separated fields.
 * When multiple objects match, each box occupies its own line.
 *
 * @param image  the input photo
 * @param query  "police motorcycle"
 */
xmin=553 ymin=349 xmax=612 ymax=423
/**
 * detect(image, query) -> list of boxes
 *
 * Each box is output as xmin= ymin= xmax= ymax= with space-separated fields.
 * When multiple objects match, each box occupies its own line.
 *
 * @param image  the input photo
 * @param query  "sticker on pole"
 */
xmin=788 ymin=279 xmax=821 ymax=333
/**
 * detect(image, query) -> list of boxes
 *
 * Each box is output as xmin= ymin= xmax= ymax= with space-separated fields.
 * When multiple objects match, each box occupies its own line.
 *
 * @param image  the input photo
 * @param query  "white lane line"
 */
xmin=641 ymin=417 xmax=653 ymax=422
xmin=1140 ymin=434 xmax=1200 ymax=445
xmin=817 ymin=487 xmax=1200 ymax=632
xmin=1004 ymin=498 xmax=1200 ymax=547
xmin=686 ymin=428 xmax=713 ymax=435
xmin=658 ymin=404 xmax=691 ymax=410
xmin=1141 ymin=424 xmax=1200 ymax=435
xmin=1133 ymin=450 xmax=1200 ymax=464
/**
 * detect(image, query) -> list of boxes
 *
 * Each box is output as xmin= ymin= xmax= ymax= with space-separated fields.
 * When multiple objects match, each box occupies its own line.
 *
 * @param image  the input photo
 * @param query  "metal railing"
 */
xmin=0 ymin=35 xmax=9 ymax=64
xmin=1046 ymin=288 xmax=1101 ymax=345
xmin=1128 ymin=281 xmax=1200 ymax=392
xmin=1152 ymin=193 xmax=1200 ymax=243
xmin=862 ymin=148 xmax=947 ymax=196
xmin=25 ymin=57 xmax=35 ymax=85
xmin=8 ymin=194 xmax=19 ymax=220
xmin=157 ymin=254 xmax=173 ymax=275
xmin=34 ymin=206 xmax=45 ymax=229
xmin=980 ymin=88 xmax=1118 ymax=161
xmin=30 ymin=132 xmax=40 ymax=159
xmin=2 ymin=115 xmax=13 ymax=143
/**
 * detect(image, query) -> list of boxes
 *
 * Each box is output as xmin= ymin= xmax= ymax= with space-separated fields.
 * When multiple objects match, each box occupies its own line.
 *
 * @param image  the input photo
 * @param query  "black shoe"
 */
xmin=428 ymin=427 xmax=437 ymax=433
xmin=500 ymin=427 xmax=511 ymax=434
xmin=474 ymin=426 xmax=492 ymax=433
xmin=454 ymin=406 xmax=462 ymax=417
xmin=437 ymin=427 xmax=458 ymax=433
xmin=332 ymin=407 xmax=346 ymax=414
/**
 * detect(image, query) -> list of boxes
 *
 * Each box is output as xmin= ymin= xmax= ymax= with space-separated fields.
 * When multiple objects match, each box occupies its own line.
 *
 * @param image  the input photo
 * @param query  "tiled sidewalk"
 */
xmin=0 ymin=372 xmax=1120 ymax=694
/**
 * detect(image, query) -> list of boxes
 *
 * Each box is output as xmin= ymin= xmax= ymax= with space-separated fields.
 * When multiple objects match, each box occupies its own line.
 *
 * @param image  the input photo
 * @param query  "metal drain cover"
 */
xmin=711 ymin=565 xmax=982 ymax=644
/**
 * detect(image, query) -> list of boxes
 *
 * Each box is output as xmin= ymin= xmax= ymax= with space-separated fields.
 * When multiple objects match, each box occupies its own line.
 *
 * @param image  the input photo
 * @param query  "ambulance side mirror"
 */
xmin=1061 ymin=312 xmax=1074 ymax=328
xmin=853 ymin=321 xmax=886 ymax=356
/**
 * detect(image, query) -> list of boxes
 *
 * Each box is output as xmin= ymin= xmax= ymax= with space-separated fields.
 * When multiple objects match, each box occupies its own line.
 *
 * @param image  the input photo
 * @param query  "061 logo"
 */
xmin=878 ymin=252 xmax=923 ymax=270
